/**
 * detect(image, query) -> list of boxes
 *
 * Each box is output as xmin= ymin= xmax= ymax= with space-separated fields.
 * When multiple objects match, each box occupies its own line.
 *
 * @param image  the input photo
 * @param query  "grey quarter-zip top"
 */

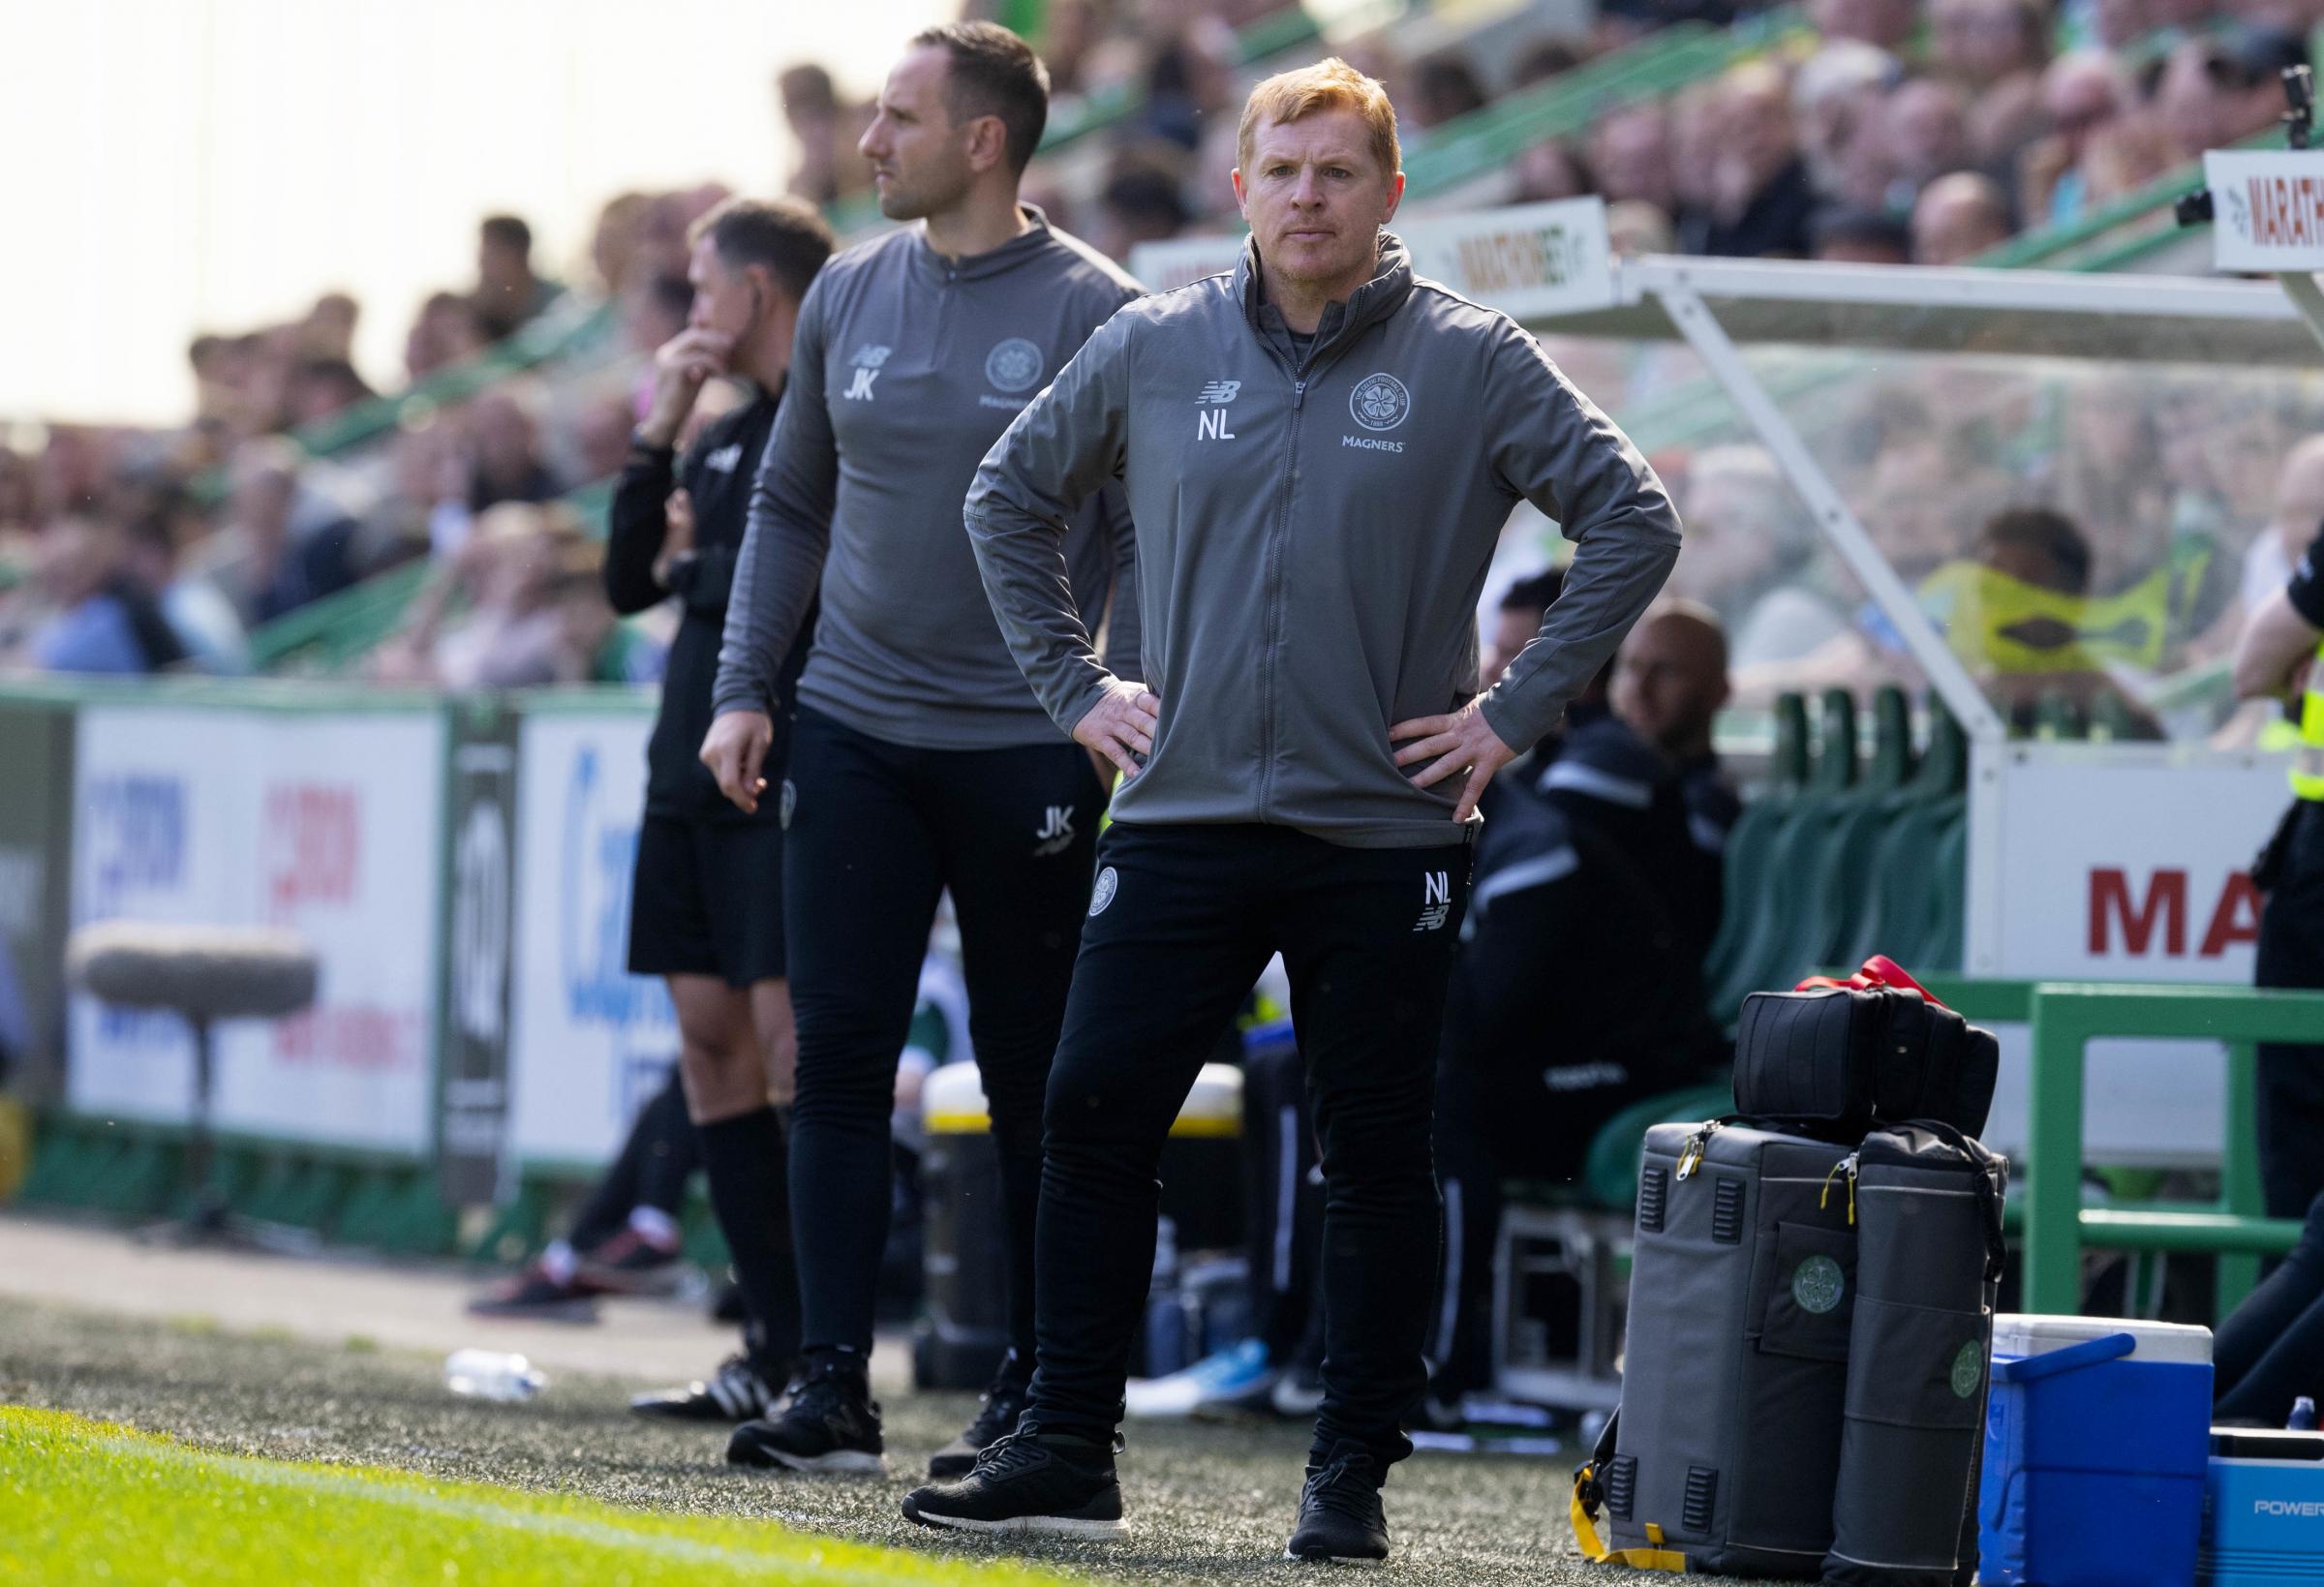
xmin=965 ymin=231 xmax=1682 ymax=848
xmin=713 ymin=206 xmax=1144 ymax=750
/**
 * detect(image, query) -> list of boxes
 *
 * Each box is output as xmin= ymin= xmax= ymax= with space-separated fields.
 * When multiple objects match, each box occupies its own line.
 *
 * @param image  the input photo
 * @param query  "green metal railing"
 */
xmin=1925 ymin=977 xmax=2322 ymax=1320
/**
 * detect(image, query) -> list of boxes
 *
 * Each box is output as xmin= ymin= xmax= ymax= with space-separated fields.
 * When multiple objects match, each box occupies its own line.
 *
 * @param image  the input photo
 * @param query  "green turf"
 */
xmin=0 ymin=1404 xmax=1067 ymax=1587
xmin=0 ymin=1294 xmax=1704 ymax=1584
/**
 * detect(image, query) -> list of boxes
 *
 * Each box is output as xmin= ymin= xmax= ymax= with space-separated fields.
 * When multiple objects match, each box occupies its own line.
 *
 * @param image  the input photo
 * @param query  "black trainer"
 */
xmin=629 ymin=1353 xmax=783 ymax=1423
xmin=574 ymin=1230 xmax=685 ymax=1297
xmin=902 ymin=1427 xmax=1126 ymax=1539
xmin=1286 ymin=1442 xmax=1390 ymax=1565
xmin=726 ymin=1358 xmax=886 ymax=1475
xmin=927 ymin=1357 xmax=1032 ymax=1480
xmin=467 ymin=1263 xmax=599 ymax=1323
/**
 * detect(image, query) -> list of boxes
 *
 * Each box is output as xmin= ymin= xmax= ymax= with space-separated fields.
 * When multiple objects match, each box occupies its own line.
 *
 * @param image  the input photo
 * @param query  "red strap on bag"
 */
xmin=1793 ymin=954 xmax=1949 ymax=1010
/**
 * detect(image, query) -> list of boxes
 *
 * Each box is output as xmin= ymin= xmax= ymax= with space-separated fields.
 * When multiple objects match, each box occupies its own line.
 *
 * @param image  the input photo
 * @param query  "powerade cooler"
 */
xmin=2202 ymin=1427 xmax=2324 ymax=1586
xmin=1978 ymin=1314 xmax=2214 ymax=1587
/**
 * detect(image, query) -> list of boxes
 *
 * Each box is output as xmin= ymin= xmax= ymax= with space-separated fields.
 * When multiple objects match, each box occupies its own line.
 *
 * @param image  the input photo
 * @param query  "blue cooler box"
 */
xmin=1979 ymin=1314 xmax=2215 ymax=1587
xmin=2201 ymin=1427 xmax=2324 ymax=1586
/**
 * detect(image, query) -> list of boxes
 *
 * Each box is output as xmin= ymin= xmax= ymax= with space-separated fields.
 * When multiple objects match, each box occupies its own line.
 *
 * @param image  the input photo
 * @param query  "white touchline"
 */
xmin=73 ymin=1424 xmax=920 ymax=1585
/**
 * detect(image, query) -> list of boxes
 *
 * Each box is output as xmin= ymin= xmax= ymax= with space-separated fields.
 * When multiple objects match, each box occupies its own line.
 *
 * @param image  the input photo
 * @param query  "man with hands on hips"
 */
xmin=901 ymin=56 xmax=1680 ymax=1562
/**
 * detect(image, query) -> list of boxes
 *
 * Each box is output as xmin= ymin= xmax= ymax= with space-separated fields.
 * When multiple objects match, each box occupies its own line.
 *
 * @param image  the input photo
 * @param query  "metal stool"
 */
xmin=68 ymin=921 xmax=319 ymax=1250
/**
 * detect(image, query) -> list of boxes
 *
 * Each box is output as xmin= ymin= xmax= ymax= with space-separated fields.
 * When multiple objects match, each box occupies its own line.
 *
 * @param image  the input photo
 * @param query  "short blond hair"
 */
xmin=1237 ymin=57 xmax=1401 ymax=179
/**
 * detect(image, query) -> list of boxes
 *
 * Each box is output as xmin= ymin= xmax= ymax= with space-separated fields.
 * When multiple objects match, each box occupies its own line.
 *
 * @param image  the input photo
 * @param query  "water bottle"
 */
xmin=2291 ymin=1395 xmax=2317 ymax=1430
xmin=444 ymin=1349 xmax=547 ymax=1402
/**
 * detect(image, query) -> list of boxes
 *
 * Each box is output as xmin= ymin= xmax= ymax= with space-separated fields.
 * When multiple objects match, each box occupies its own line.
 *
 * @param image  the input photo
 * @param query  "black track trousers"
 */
xmin=781 ymin=706 xmax=1104 ymax=1358
xmin=1024 ymin=820 xmax=1471 ymax=1470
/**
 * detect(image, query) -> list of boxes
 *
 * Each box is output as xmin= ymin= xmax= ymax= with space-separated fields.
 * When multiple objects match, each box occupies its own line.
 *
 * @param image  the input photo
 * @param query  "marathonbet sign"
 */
xmin=2207 ymin=150 xmax=2324 ymax=270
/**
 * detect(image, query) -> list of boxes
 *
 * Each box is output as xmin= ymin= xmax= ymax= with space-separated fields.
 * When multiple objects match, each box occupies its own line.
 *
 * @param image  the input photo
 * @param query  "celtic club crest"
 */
xmin=985 ymin=337 xmax=1044 ymax=393
xmin=1348 ymin=372 xmax=1411 ymax=432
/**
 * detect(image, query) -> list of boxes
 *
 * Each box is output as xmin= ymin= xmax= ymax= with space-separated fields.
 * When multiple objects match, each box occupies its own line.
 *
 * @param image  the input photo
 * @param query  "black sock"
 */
xmin=698 ymin=1106 xmax=801 ymax=1375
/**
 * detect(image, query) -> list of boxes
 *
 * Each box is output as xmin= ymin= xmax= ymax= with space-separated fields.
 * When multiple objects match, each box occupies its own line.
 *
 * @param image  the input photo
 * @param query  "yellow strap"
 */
xmin=1570 ymin=1471 xmax=1690 ymax=1572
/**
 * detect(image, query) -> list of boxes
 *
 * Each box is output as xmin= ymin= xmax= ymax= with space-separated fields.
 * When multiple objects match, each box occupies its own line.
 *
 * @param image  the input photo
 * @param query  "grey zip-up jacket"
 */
xmin=965 ymin=233 xmax=1681 ymax=848
xmin=712 ymin=208 xmax=1144 ymax=749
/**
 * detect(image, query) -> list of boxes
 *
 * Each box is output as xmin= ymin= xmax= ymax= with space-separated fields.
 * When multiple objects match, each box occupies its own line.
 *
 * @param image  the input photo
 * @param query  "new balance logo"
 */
xmin=1033 ymin=804 xmax=1077 ymax=857
xmin=1196 ymin=379 xmax=1239 ymax=441
xmin=843 ymin=345 xmax=892 ymax=403
xmin=1414 ymin=870 xmax=1452 ymax=932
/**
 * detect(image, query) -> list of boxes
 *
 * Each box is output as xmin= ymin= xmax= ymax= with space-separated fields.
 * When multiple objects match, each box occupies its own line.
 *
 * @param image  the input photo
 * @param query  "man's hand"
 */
xmin=653 ymin=486 xmax=696 ymax=589
xmin=637 ymin=327 xmax=735 ymax=448
xmin=1074 ymin=679 xmax=1160 ymax=780
xmin=1391 ymin=697 xmax=1519 ymax=822
xmin=700 ymin=710 xmax=774 ymax=814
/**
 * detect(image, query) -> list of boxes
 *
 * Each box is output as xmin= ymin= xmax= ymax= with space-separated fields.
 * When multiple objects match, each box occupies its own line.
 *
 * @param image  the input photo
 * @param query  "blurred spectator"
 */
xmin=1930 ymin=0 xmax=2051 ymax=94
xmin=1911 ymin=170 xmax=2015 ymax=261
xmin=210 ymin=441 xmax=360 ymax=627
xmin=2020 ymin=52 xmax=2132 ymax=223
xmin=462 ymin=385 xmax=560 ymax=511
xmin=1409 ymin=52 xmax=1490 ymax=130
xmin=1091 ymin=161 xmax=1191 ymax=261
xmin=1590 ymin=103 xmax=1678 ymax=213
xmin=1039 ymin=0 xmax=1104 ymax=98
xmin=1813 ymin=0 xmax=1919 ymax=49
xmin=1886 ymin=78 xmax=1976 ymax=198
xmin=122 ymin=509 xmax=249 ymax=674
xmin=474 ymin=214 xmax=565 ymax=343
xmin=302 ymin=291 xmax=360 ymax=362
xmin=1511 ymin=138 xmax=1596 ymax=201
xmin=17 ymin=518 xmax=187 ymax=676
xmin=1143 ymin=24 xmax=1237 ymax=148
xmin=590 ymin=192 xmax=656 ymax=296
xmin=1667 ymin=81 xmax=1725 ymax=237
xmin=373 ymin=502 xmax=614 ymax=688
xmin=405 ymin=290 xmax=490 ymax=383
xmin=780 ymin=64 xmax=874 ymax=204
xmin=566 ymin=390 xmax=641 ymax=488
xmin=1812 ymin=203 xmax=1914 ymax=260
xmin=1513 ymin=37 xmax=1591 ymax=89
xmin=286 ymin=357 xmax=376 ymax=431
xmin=1793 ymin=41 xmax=1901 ymax=197
xmin=1685 ymin=63 xmax=1819 ymax=257
xmin=1667 ymin=444 xmax=1850 ymax=670
xmin=2157 ymin=32 xmax=2300 ymax=164
xmin=624 ymin=273 xmax=696 ymax=364
xmin=0 ymin=446 xmax=34 ymax=536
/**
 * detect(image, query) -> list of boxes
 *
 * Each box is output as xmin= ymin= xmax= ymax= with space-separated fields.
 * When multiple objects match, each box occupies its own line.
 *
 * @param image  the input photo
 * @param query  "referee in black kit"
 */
xmin=902 ymin=58 xmax=1679 ymax=1561
xmin=607 ymin=198 xmax=833 ymax=1424
xmin=701 ymin=22 xmax=1142 ymax=1479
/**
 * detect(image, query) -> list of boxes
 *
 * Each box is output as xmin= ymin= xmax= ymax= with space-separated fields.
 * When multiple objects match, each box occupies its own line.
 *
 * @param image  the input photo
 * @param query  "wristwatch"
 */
xmin=629 ymin=427 xmax=677 ymax=459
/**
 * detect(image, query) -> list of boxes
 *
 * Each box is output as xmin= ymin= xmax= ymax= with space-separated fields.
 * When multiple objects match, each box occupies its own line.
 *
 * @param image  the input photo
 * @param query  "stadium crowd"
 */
xmin=4 ymin=0 xmax=2319 ymax=698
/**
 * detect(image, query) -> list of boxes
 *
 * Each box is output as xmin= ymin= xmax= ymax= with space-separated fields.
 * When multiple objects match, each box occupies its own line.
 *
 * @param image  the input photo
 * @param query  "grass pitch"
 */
xmin=2 ymin=1405 xmax=1063 ymax=1586
xmin=0 ymin=1296 xmax=1690 ymax=1584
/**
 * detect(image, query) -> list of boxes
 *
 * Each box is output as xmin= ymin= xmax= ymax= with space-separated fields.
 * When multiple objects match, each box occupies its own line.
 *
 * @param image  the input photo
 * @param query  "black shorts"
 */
xmin=627 ymin=814 xmax=787 ymax=988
